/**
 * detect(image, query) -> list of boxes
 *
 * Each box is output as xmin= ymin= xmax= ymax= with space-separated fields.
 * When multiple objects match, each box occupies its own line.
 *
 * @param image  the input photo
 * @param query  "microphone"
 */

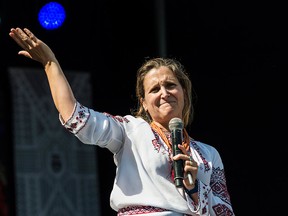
xmin=169 ymin=117 xmax=184 ymax=188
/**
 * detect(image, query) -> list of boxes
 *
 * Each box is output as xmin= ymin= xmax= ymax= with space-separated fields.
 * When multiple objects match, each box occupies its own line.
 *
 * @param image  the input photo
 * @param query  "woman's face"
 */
xmin=142 ymin=66 xmax=185 ymax=126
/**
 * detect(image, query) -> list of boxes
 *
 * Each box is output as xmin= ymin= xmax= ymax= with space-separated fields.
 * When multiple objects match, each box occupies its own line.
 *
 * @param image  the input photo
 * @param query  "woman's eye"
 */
xmin=151 ymin=88 xmax=159 ymax=93
xmin=166 ymin=83 xmax=176 ymax=89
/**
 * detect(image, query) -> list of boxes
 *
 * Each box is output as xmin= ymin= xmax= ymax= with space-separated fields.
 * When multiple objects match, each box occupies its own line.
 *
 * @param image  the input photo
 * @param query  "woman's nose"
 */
xmin=160 ymin=87 xmax=170 ymax=98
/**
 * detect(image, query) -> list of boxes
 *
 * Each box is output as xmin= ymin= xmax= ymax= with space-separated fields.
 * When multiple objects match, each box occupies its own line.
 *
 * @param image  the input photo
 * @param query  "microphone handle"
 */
xmin=172 ymin=128 xmax=184 ymax=188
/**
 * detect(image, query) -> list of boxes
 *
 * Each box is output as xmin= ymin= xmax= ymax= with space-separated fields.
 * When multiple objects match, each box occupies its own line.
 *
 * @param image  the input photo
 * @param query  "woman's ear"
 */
xmin=141 ymin=98 xmax=147 ymax=111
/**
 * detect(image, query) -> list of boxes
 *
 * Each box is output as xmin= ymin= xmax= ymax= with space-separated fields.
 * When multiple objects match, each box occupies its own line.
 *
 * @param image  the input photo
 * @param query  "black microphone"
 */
xmin=169 ymin=117 xmax=184 ymax=188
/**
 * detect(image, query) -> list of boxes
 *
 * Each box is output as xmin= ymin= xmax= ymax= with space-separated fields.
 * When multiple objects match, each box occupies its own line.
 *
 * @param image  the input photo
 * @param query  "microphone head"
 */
xmin=168 ymin=117 xmax=184 ymax=131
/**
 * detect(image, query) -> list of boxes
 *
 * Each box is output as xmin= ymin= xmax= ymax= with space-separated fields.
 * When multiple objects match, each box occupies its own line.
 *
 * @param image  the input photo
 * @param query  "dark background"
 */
xmin=1 ymin=0 xmax=287 ymax=215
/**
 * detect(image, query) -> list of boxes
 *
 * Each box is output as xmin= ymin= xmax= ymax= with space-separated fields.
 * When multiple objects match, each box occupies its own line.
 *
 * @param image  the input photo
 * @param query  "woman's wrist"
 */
xmin=185 ymin=179 xmax=198 ymax=196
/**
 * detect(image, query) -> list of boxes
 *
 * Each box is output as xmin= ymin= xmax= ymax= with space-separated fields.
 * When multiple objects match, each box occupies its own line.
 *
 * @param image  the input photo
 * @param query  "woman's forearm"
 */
xmin=44 ymin=60 xmax=76 ymax=122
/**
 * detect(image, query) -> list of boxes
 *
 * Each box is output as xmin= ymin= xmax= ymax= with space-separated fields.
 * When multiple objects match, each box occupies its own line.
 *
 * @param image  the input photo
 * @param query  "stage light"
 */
xmin=38 ymin=2 xmax=66 ymax=30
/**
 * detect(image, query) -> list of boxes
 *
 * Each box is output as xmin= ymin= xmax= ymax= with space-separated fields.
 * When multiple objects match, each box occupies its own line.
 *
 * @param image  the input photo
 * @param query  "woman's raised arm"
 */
xmin=9 ymin=27 xmax=76 ymax=122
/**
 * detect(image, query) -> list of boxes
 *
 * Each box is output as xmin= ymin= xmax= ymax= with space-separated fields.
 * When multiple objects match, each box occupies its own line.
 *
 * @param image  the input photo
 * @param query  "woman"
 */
xmin=9 ymin=27 xmax=235 ymax=215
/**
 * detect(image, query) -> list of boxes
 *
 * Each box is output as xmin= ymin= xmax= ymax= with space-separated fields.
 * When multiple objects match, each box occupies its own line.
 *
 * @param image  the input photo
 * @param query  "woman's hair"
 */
xmin=133 ymin=57 xmax=194 ymax=127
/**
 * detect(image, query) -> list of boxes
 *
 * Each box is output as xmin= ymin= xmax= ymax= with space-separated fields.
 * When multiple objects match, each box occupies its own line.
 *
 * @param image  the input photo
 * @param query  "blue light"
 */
xmin=38 ymin=2 xmax=66 ymax=30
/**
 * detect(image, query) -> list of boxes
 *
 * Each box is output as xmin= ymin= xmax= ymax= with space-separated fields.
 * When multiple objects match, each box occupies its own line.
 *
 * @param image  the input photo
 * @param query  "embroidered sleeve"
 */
xmin=187 ymin=141 xmax=235 ymax=216
xmin=60 ymin=101 xmax=90 ymax=134
xmin=59 ymin=102 xmax=129 ymax=153
xmin=210 ymin=165 xmax=234 ymax=215
xmin=203 ymin=148 xmax=235 ymax=216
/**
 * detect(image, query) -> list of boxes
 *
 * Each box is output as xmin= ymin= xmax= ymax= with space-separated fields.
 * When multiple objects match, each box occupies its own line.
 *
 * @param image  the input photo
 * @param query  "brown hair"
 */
xmin=133 ymin=57 xmax=194 ymax=127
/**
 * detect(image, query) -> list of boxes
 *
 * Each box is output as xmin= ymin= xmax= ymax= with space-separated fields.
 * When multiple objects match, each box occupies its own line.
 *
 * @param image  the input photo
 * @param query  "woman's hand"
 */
xmin=173 ymin=144 xmax=198 ymax=190
xmin=9 ymin=27 xmax=56 ymax=67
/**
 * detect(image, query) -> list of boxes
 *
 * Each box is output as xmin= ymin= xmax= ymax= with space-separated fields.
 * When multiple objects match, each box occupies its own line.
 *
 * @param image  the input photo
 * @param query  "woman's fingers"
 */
xmin=10 ymin=28 xmax=36 ymax=50
xmin=9 ymin=28 xmax=27 ymax=50
xmin=24 ymin=28 xmax=38 ymax=44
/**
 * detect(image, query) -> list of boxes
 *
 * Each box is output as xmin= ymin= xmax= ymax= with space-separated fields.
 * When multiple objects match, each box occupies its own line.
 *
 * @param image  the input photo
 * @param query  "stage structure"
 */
xmin=9 ymin=67 xmax=101 ymax=216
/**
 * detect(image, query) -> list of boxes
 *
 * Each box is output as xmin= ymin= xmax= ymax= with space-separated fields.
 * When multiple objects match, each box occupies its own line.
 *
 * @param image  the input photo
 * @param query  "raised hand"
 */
xmin=9 ymin=27 xmax=56 ymax=66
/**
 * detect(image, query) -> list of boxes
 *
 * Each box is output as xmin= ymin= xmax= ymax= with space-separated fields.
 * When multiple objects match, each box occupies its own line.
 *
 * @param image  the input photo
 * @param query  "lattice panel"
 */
xmin=9 ymin=67 xmax=101 ymax=216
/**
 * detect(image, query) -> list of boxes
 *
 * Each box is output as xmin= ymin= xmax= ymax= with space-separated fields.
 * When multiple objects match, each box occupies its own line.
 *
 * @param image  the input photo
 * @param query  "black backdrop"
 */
xmin=1 ymin=0 xmax=287 ymax=215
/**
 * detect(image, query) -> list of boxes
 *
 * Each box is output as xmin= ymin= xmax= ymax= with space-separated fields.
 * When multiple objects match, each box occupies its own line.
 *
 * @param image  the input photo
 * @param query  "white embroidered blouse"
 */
xmin=60 ymin=102 xmax=235 ymax=216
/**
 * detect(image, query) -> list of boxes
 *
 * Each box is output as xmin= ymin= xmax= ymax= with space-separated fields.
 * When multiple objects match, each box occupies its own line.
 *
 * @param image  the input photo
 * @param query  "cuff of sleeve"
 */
xmin=59 ymin=102 xmax=77 ymax=125
xmin=60 ymin=102 xmax=90 ymax=134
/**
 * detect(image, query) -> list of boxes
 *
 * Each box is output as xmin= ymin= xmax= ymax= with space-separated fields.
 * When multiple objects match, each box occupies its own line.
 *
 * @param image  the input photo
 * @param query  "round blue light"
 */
xmin=38 ymin=2 xmax=66 ymax=30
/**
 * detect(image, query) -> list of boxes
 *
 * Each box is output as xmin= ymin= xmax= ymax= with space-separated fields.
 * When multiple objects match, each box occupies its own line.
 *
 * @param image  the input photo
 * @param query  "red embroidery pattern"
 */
xmin=191 ymin=141 xmax=210 ymax=172
xmin=211 ymin=167 xmax=231 ymax=205
xmin=150 ymin=129 xmax=171 ymax=156
xmin=118 ymin=206 xmax=168 ymax=215
xmin=152 ymin=137 xmax=161 ymax=152
xmin=64 ymin=103 xmax=90 ymax=134
xmin=212 ymin=203 xmax=234 ymax=216
xmin=104 ymin=112 xmax=129 ymax=123
xmin=151 ymin=129 xmax=173 ymax=181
